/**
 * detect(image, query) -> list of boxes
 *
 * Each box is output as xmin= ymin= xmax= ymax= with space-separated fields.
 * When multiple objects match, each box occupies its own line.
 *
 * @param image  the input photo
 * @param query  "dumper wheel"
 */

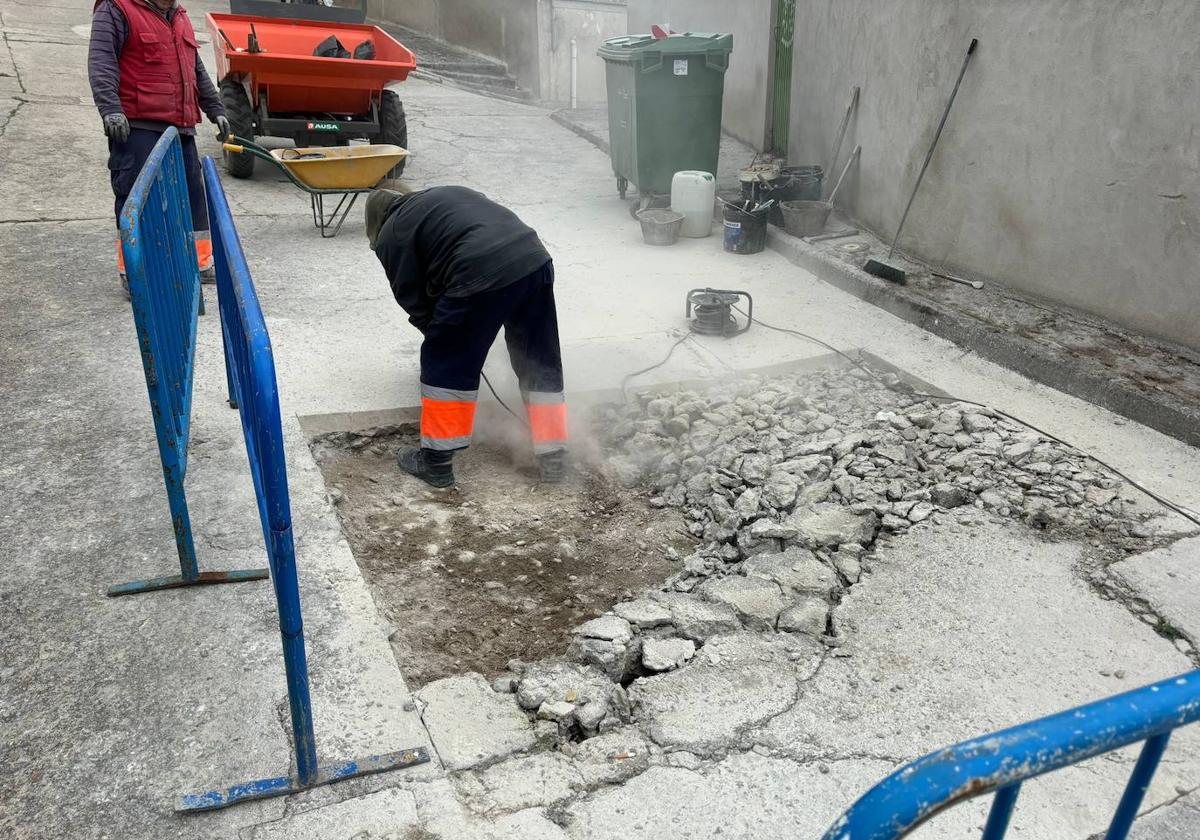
xmin=220 ymin=80 xmax=255 ymax=179
xmin=379 ymin=90 xmax=408 ymax=177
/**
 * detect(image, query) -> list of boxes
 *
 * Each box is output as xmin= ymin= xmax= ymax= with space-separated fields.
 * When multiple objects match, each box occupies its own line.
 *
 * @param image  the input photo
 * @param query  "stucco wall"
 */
xmin=627 ymin=0 xmax=773 ymax=150
xmin=539 ymin=0 xmax=629 ymax=105
xmin=789 ymin=0 xmax=1200 ymax=350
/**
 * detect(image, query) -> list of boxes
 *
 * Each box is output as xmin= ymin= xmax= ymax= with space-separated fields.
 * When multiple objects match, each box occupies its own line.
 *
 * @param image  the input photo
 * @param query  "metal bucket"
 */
xmin=768 ymin=165 xmax=824 ymax=226
xmin=637 ymin=208 xmax=686 ymax=246
xmin=780 ymin=200 xmax=832 ymax=237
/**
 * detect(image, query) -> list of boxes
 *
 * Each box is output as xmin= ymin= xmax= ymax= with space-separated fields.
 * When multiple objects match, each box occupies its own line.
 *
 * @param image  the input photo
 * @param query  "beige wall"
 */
xmin=788 ymin=0 xmax=1200 ymax=350
xmin=627 ymin=0 xmax=773 ymax=150
xmin=538 ymin=0 xmax=629 ymax=105
xmin=373 ymin=0 xmax=627 ymax=104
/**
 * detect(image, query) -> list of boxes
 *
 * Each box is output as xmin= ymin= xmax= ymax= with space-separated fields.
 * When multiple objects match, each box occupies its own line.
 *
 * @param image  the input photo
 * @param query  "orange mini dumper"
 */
xmin=206 ymin=12 xmax=416 ymax=180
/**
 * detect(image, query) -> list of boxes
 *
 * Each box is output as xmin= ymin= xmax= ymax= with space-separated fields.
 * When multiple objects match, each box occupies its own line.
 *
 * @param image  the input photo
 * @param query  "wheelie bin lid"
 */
xmin=598 ymin=32 xmax=733 ymax=62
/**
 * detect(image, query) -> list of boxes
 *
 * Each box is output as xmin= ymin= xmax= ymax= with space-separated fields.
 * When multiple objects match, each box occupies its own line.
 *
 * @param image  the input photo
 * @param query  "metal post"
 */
xmin=570 ymin=38 xmax=578 ymax=109
xmin=1105 ymin=732 xmax=1171 ymax=840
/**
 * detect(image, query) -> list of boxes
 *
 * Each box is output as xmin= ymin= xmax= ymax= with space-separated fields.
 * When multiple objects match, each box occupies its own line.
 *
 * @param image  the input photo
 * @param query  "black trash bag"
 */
xmin=353 ymin=39 xmax=376 ymax=61
xmin=313 ymin=35 xmax=350 ymax=59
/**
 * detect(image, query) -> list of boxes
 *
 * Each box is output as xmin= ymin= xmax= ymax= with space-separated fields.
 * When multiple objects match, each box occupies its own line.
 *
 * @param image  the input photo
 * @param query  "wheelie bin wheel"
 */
xmin=220 ymin=80 xmax=256 ymax=179
xmin=379 ymin=90 xmax=408 ymax=177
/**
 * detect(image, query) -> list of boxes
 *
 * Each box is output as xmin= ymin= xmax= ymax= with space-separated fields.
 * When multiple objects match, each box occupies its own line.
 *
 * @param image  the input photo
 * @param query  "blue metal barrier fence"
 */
xmin=110 ymin=127 xmax=268 ymax=597
xmin=177 ymin=157 xmax=430 ymax=812
xmin=823 ymin=670 xmax=1200 ymax=839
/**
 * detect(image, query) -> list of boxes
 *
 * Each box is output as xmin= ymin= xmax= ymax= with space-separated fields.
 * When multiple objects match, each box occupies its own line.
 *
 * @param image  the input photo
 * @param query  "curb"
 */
xmin=765 ymin=228 xmax=1200 ymax=448
xmin=550 ymin=109 xmax=610 ymax=155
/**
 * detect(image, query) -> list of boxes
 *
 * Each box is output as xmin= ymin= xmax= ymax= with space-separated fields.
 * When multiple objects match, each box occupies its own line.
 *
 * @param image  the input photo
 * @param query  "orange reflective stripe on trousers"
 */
xmin=195 ymin=233 xmax=213 ymax=271
xmin=421 ymin=384 xmax=478 ymax=451
xmin=525 ymin=391 xmax=567 ymax=453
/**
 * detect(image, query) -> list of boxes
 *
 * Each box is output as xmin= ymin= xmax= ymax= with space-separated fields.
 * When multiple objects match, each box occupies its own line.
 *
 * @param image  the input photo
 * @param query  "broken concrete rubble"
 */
xmin=515 ymin=662 xmax=631 ymax=737
xmin=641 ymin=638 xmax=697 ymax=672
xmin=697 ymin=575 xmax=788 ymax=631
xmin=790 ymin=504 xmax=880 ymax=548
xmin=599 ymin=368 xmax=1173 ymax=567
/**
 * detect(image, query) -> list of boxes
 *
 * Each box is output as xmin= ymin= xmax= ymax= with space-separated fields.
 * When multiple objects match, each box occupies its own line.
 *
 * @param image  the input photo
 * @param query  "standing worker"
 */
xmin=88 ymin=0 xmax=230 ymax=293
xmin=365 ymin=184 xmax=568 ymax=488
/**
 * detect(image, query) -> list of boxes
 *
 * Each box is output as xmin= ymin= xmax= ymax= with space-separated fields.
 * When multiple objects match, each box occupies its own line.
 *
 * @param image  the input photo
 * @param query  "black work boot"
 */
xmin=537 ymin=450 xmax=567 ymax=484
xmin=397 ymin=447 xmax=455 ymax=489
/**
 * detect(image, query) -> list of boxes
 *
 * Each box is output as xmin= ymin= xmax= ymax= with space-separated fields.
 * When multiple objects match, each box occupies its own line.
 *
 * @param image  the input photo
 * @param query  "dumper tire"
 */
xmin=379 ymin=90 xmax=408 ymax=178
xmin=221 ymin=80 xmax=256 ymax=179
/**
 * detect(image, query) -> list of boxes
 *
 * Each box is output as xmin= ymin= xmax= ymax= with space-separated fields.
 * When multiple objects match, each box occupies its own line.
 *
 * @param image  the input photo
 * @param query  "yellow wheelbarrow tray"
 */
xmin=221 ymin=136 xmax=409 ymax=237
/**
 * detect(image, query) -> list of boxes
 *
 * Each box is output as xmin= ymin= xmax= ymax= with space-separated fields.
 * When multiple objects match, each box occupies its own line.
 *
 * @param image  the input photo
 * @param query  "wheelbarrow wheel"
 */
xmin=379 ymin=90 xmax=408 ymax=178
xmin=220 ymin=79 xmax=256 ymax=179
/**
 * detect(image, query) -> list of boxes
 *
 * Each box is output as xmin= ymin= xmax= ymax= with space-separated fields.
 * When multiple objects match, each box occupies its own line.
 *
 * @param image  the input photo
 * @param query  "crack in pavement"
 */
xmin=0 ymin=13 xmax=28 ymax=96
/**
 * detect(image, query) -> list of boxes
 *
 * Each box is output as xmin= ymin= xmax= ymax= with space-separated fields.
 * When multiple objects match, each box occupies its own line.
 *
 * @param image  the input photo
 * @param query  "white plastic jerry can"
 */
xmin=671 ymin=171 xmax=717 ymax=238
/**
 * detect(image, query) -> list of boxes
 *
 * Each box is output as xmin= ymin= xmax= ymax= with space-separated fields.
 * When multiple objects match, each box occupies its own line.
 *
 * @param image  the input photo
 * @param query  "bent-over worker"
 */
xmin=88 ymin=0 xmax=230 ymax=292
xmin=366 ymin=184 xmax=568 ymax=488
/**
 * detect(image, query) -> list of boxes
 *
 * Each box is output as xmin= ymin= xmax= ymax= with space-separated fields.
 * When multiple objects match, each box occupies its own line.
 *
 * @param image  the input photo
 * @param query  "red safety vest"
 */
xmin=103 ymin=0 xmax=202 ymax=127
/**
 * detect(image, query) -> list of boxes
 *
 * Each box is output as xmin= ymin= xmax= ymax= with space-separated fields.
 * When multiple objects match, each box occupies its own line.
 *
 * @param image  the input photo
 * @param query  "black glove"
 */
xmin=103 ymin=112 xmax=130 ymax=143
xmin=215 ymin=114 xmax=231 ymax=141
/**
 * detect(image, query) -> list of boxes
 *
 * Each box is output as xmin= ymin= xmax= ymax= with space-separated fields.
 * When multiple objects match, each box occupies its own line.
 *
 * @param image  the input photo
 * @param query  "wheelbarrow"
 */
xmin=207 ymin=12 xmax=415 ymax=179
xmin=221 ymin=136 xmax=408 ymax=237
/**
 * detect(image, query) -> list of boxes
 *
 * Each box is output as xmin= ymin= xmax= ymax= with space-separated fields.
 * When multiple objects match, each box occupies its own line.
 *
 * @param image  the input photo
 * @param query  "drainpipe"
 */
xmin=570 ymin=38 xmax=578 ymax=109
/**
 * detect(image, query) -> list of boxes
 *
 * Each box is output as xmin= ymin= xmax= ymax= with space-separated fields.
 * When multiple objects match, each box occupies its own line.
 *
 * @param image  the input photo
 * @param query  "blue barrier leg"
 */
xmin=176 ymin=747 xmax=432 ymax=812
xmin=269 ymin=525 xmax=320 ymax=784
xmin=1105 ymin=732 xmax=1171 ymax=840
xmin=105 ymin=419 xmax=267 ymax=597
xmin=981 ymin=783 xmax=1021 ymax=840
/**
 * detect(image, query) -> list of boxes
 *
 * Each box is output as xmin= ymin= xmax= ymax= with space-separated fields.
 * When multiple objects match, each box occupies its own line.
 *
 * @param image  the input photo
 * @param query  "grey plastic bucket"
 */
xmin=637 ymin=208 xmax=686 ymax=246
xmin=780 ymin=200 xmax=832 ymax=237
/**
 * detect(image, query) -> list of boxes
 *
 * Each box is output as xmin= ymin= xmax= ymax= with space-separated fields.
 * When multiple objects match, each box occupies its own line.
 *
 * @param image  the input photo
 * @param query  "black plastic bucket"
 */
xmin=723 ymin=204 xmax=769 ymax=255
xmin=767 ymin=165 xmax=824 ymax=226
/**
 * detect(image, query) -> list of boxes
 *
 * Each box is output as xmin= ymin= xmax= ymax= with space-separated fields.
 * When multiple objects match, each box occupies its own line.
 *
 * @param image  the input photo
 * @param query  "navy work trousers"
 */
xmin=108 ymin=127 xmax=208 ymax=231
xmin=418 ymin=261 xmax=567 ymax=454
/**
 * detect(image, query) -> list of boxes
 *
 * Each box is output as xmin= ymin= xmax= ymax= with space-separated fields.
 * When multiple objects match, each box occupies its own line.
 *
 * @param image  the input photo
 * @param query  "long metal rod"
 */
xmin=887 ymin=39 xmax=977 ymax=259
xmin=825 ymin=85 xmax=859 ymax=199
xmin=980 ymin=783 xmax=1021 ymax=840
xmin=108 ymin=568 xmax=268 ymax=598
xmin=827 ymin=144 xmax=861 ymax=207
xmin=1105 ymin=732 xmax=1171 ymax=840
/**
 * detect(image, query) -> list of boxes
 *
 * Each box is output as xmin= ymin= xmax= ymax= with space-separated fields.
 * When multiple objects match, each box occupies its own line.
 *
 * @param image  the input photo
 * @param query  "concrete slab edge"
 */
xmin=297 ymin=353 xmax=851 ymax=437
xmin=764 ymin=228 xmax=1200 ymax=449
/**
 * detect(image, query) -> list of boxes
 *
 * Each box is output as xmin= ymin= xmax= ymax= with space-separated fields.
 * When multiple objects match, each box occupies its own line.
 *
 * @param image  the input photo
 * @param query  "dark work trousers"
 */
xmin=108 ymin=127 xmax=208 ymax=231
xmin=418 ymin=260 xmax=568 ymax=455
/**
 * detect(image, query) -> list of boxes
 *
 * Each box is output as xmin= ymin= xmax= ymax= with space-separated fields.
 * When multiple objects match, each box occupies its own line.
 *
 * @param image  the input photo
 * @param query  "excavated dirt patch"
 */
xmin=310 ymin=424 xmax=690 ymax=688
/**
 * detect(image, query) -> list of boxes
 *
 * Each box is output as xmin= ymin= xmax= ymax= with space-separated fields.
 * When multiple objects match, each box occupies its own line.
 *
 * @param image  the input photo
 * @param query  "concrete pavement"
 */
xmin=1 ymin=0 xmax=1198 ymax=837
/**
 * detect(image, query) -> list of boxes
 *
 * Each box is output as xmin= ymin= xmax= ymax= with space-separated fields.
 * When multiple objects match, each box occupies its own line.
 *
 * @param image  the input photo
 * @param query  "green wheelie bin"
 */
xmin=598 ymin=33 xmax=733 ymax=204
